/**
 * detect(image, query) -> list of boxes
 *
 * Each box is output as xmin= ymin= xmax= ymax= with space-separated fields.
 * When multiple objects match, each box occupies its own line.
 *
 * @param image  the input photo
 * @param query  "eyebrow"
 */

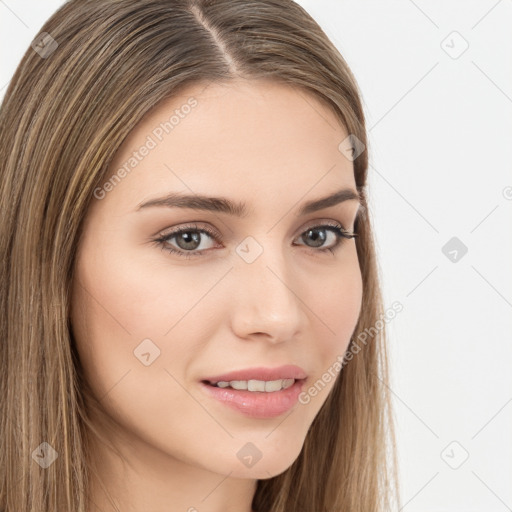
xmin=136 ymin=187 xmax=361 ymax=217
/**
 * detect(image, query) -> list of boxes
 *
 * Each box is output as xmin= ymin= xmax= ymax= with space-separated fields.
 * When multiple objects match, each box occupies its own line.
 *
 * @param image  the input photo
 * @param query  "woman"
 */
xmin=0 ymin=1 xmax=399 ymax=510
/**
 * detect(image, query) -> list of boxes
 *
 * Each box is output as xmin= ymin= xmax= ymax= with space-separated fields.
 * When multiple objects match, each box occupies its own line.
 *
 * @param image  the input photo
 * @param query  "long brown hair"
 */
xmin=0 ymin=0 xmax=400 ymax=510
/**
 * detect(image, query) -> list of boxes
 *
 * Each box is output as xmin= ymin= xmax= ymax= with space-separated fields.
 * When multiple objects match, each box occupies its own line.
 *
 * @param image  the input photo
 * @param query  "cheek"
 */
xmin=69 ymin=241 xmax=225 ymax=446
xmin=72 ymin=238 xmax=216 ymax=340
xmin=290 ymin=251 xmax=362 ymax=417
xmin=69 ymin=238 xmax=228 ymax=395
xmin=311 ymin=250 xmax=362 ymax=358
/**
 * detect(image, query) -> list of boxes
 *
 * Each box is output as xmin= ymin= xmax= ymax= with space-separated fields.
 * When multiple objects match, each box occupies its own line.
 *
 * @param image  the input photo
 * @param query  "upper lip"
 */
xmin=202 ymin=365 xmax=308 ymax=384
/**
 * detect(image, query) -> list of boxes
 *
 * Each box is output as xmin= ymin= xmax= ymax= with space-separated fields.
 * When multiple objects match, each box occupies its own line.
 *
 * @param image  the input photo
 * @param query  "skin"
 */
xmin=70 ymin=78 xmax=363 ymax=512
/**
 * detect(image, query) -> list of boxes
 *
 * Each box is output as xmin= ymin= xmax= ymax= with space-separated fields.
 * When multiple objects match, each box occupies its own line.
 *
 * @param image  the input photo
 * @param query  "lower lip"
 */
xmin=199 ymin=379 xmax=306 ymax=419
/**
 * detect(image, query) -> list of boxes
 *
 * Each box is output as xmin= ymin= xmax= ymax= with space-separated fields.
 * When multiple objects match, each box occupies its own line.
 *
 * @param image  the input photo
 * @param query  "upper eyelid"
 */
xmin=157 ymin=219 xmax=352 ymax=241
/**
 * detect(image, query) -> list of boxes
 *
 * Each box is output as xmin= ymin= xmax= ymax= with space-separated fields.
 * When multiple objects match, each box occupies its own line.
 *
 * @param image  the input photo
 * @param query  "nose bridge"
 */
xmin=230 ymin=237 xmax=304 ymax=340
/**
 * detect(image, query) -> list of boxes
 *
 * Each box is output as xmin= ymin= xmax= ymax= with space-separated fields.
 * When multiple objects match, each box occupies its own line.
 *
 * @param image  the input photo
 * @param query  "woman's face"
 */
xmin=71 ymin=79 xmax=363 ymax=481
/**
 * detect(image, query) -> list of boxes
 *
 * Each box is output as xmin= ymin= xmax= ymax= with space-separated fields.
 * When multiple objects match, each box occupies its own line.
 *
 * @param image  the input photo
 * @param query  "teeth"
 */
xmin=213 ymin=379 xmax=295 ymax=392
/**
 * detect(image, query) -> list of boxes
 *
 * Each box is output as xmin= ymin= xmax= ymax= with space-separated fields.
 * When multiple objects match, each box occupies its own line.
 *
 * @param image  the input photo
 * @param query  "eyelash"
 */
xmin=151 ymin=222 xmax=358 ymax=259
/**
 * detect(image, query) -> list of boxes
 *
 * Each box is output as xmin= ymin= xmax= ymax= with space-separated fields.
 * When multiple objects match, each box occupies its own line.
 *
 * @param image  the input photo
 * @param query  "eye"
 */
xmin=152 ymin=223 xmax=221 ymax=259
xmin=151 ymin=222 xmax=358 ymax=258
xmin=294 ymin=222 xmax=358 ymax=255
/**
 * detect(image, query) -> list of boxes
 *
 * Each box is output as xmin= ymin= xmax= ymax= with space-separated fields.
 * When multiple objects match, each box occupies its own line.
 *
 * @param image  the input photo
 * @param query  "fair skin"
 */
xmin=71 ymin=78 xmax=363 ymax=512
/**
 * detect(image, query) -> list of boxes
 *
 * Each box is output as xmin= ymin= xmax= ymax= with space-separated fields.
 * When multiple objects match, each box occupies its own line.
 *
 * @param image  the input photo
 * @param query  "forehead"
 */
xmin=99 ymin=79 xmax=356 ymax=214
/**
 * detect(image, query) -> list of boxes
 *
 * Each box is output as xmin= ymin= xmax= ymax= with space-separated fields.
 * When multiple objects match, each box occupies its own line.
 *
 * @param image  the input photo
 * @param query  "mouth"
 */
xmin=201 ymin=377 xmax=305 ymax=392
xmin=200 ymin=364 xmax=308 ymax=387
xmin=199 ymin=377 xmax=308 ymax=418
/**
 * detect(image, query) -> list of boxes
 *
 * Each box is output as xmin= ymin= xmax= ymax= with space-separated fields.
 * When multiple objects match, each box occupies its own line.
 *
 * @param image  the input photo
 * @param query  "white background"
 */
xmin=1 ymin=1 xmax=511 ymax=510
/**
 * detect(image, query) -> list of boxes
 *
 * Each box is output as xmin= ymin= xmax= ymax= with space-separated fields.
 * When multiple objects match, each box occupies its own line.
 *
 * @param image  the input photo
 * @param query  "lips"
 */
xmin=201 ymin=364 xmax=308 ymax=384
xmin=199 ymin=377 xmax=306 ymax=418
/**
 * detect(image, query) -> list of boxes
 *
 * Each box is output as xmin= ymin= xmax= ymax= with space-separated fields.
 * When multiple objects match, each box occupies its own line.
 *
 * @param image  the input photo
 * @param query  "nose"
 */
xmin=229 ymin=243 xmax=306 ymax=343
